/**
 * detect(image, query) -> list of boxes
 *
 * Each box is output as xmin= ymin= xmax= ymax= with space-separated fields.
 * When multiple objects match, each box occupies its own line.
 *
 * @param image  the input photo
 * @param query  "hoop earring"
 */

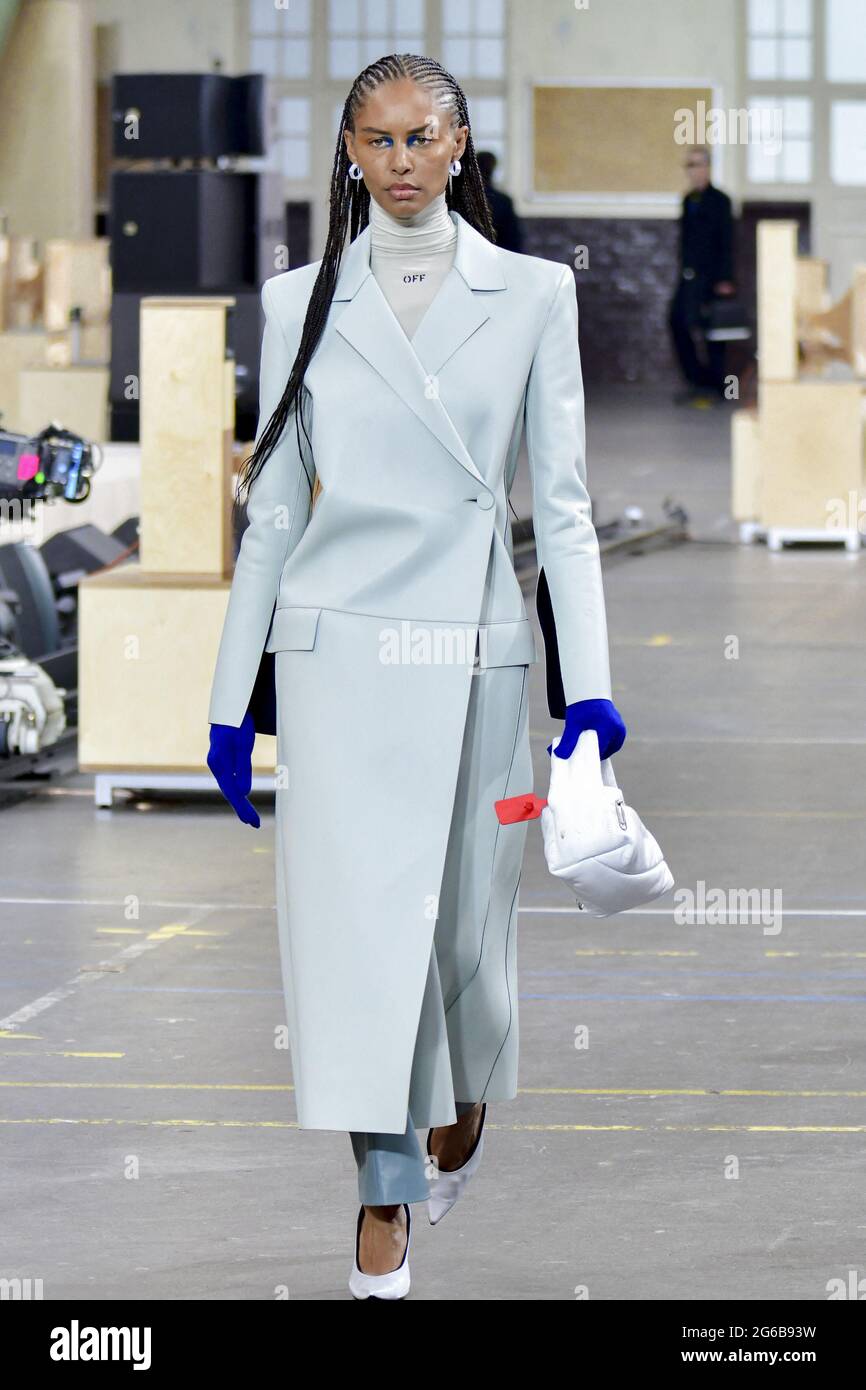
xmin=347 ymin=162 xmax=364 ymax=181
xmin=449 ymin=159 xmax=462 ymax=177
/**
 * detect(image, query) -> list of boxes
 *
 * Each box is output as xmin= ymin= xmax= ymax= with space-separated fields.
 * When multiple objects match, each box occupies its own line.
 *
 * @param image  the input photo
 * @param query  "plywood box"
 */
xmin=77 ymin=566 xmax=276 ymax=773
xmin=139 ymin=296 xmax=235 ymax=576
xmin=758 ymin=381 xmax=865 ymax=530
xmin=43 ymin=238 xmax=111 ymax=333
xmin=758 ymin=222 xmax=798 ymax=382
xmin=18 ymin=365 xmax=109 ymax=440
xmin=731 ymin=407 xmax=761 ymax=522
xmin=0 ymin=328 xmax=49 ymax=429
xmin=46 ymin=322 xmax=110 ymax=366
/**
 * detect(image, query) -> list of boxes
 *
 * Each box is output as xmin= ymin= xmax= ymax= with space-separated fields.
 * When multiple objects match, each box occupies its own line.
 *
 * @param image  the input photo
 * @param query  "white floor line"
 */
xmin=0 ymin=909 xmax=213 ymax=1032
xmin=0 ymin=896 xmax=273 ymax=910
xmin=1 ymin=896 xmax=864 ymax=917
xmin=529 ymin=735 xmax=866 ymax=744
xmin=519 ymin=906 xmax=866 ymax=917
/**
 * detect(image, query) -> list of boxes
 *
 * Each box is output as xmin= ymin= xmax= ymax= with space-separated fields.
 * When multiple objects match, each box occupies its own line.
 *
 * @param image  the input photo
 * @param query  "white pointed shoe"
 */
xmin=348 ymin=1203 xmax=411 ymax=1300
xmin=426 ymin=1102 xmax=487 ymax=1226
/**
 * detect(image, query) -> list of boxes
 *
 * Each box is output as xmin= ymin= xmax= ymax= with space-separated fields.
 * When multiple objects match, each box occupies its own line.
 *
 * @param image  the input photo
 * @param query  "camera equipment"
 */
xmin=0 ymin=422 xmax=100 ymax=505
xmin=0 ymin=421 xmax=104 ymax=759
xmin=0 ymin=634 xmax=66 ymax=756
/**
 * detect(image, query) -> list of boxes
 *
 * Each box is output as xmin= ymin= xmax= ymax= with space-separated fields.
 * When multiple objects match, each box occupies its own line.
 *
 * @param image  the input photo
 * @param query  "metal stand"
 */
xmin=739 ymin=522 xmax=862 ymax=552
xmin=93 ymin=770 xmax=277 ymax=808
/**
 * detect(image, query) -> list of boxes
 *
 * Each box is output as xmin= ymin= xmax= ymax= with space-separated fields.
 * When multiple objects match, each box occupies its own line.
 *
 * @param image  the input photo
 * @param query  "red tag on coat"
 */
xmin=494 ymin=792 xmax=548 ymax=824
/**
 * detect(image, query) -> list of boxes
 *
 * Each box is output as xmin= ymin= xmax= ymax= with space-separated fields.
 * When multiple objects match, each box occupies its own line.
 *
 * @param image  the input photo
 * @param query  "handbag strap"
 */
xmin=550 ymin=729 xmax=620 ymax=790
xmin=600 ymin=757 xmax=618 ymax=789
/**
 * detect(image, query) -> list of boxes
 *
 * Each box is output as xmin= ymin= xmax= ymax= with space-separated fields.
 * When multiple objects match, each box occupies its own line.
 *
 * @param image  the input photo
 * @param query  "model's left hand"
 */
xmin=549 ymin=698 xmax=627 ymax=761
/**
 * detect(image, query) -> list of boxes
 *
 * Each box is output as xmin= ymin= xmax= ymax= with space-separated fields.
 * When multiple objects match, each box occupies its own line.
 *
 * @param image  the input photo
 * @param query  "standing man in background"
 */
xmin=668 ymin=146 xmax=736 ymax=404
xmin=477 ymin=150 xmax=523 ymax=253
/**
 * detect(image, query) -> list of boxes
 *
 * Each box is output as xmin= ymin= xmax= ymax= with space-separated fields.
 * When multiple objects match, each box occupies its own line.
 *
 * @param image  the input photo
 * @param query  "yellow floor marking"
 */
xmin=52 ymin=1052 xmax=125 ymax=1059
xmin=0 ymin=1118 xmax=864 ymax=1134
xmin=574 ymin=949 xmax=699 ymax=957
xmin=146 ymin=923 xmax=223 ymax=940
xmin=508 ymin=1123 xmax=866 ymax=1133
xmin=518 ymin=1087 xmax=866 ymax=1098
xmin=609 ymin=809 xmax=866 ymax=819
xmin=0 ymin=1080 xmax=294 ymax=1090
xmin=2 ymin=1082 xmax=865 ymax=1098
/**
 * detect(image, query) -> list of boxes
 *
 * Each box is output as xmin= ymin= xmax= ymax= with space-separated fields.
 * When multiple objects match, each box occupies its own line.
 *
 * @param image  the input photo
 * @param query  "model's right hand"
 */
xmin=207 ymin=711 xmax=261 ymax=828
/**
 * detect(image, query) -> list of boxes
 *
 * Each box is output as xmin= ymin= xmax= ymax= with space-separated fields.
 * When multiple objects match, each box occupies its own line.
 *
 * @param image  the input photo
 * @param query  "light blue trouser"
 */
xmin=350 ymin=1102 xmax=479 ymax=1205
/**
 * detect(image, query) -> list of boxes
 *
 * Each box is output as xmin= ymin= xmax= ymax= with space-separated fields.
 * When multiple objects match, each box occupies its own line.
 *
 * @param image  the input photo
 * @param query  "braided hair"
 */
xmin=233 ymin=53 xmax=500 ymax=527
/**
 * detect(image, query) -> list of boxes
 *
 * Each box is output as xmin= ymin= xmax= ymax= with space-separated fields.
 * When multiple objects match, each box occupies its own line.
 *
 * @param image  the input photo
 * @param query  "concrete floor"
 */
xmin=2 ymin=385 xmax=865 ymax=1300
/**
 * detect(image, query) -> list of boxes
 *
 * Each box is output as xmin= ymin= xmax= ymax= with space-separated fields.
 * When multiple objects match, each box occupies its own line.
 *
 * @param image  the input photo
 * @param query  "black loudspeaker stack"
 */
xmin=108 ymin=73 xmax=284 ymax=441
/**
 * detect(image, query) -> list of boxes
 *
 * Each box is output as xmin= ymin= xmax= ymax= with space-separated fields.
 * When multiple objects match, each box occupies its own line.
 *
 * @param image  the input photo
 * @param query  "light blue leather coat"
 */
xmin=208 ymin=210 xmax=613 ymax=1132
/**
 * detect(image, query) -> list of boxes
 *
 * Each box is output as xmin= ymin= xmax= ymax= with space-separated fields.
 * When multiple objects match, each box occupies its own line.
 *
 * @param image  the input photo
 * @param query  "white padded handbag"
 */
xmin=541 ymin=730 xmax=674 ymax=917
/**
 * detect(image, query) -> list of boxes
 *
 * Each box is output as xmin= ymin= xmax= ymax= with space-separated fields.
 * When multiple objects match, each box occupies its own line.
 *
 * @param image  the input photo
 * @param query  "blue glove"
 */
xmin=548 ymin=698 xmax=627 ymax=761
xmin=207 ymin=710 xmax=261 ymax=828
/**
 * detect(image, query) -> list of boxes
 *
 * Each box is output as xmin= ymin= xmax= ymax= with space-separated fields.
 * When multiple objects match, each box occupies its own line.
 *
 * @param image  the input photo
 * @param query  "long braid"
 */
xmin=233 ymin=53 xmax=498 ymax=526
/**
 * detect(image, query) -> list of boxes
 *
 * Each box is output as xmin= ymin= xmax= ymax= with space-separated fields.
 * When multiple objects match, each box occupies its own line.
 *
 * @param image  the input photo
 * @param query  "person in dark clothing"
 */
xmin=477 ymin=150 xmax=523 ymax=252
xmin=668 ymin=146 xmax=736 ymax=402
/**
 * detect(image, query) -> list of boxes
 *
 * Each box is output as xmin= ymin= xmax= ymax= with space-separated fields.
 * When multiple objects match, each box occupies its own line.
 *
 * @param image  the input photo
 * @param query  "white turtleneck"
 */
xmin=368 ymin=190 xmax=457 ymax=342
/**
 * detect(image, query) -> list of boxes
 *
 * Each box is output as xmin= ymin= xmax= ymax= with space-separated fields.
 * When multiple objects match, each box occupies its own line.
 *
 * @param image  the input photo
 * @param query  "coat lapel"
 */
xmin=332 ymin=210 xmax=506 ymax=492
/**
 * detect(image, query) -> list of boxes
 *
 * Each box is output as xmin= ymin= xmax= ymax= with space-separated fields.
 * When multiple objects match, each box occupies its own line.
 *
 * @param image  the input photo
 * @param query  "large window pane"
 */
xmin=249 ymin=36 xmax=281 ymax=77
xmin=284 ymin=0 xmax=312 ymax=34
xmin=278 ymin=97 xmax=310 ymax=136
xmin=394 ymin=0 xmax=425 ymax=36
xmin=826 ymin=0 xmax=866 ymax=81
xmin=443 ymin=0 xmax=472 ymax=35
xmin=361 ymin=34 xmax=388 ymax=66
xmin=782 ymin=0 xmax=811 ymax=32
xmin=781 ymin=36 xmax=811 ymax=78
xmin=471 ymin=95 xmax=505 ymax=139
xmin=250 ymin=0 xmax=281 ymax=34
xmin=363 ymin=0 xmax=388 ymax=30
xmin=747 ymin=140 xmax=778 ymax=182
xmin=749 ymin=0 xmax=779 ymax=35
xmin=782 ymin=140 xmax=811 ymax=180
xmin=442 ymin=36 xmax=472 ymax=75
xmin=279 ymin=138 xmax=311 ymax=180
xmin=749 ymin=36 xmax=778 ymax=78
xmin=831 ymin=101 xmax=866 ymax=183
xmin=476 ymin=0 xmax=505 ymax=33
xmin=783 ymin=96 xmax=811 ymax=135
xmin=329 ymin=36 xmax=360 ymax=77
xmin=747 ymin=95 xmax=812 ymax=183
xmin=475 ymin=38 xmax=504 ymax=78
xmin=281 ymin=38 xmax=311 ymax=78
xmin=329 ymin=0 xmax=360 ymax=35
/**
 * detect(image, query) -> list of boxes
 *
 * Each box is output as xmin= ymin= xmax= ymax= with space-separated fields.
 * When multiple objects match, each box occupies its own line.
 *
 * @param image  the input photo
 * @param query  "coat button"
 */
xmin=475 ymin=493 xmax=494 ymax=510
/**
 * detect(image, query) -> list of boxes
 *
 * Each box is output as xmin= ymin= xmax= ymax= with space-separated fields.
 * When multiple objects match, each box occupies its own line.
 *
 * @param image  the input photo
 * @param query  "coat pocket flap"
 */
xmin=477 ymin=619 xmax=537 ymax=668
xmin=265 ymin=605 xmax=323 ymax=653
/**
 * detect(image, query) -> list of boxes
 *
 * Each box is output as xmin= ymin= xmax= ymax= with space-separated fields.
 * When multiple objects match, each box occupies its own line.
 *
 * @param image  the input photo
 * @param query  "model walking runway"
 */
xmin=207 ymin=50 xmax=624 ymax=1298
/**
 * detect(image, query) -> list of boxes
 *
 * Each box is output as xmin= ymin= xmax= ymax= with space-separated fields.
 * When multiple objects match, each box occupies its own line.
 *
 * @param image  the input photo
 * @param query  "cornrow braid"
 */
xmin=233 ymin=52 xmax=504 ymax=529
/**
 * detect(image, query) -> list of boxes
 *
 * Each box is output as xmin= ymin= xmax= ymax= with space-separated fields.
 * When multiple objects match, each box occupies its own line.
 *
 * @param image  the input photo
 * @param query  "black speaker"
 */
xmin=285 ymin=201 xmax=313 ymax=270
xmin=111 ymin=170 xmax=258 ymax=292
xmin=109 ymin=292 xmax=141 ymax=442
xmin=111 ymin=73 xmax=266 ymax=159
